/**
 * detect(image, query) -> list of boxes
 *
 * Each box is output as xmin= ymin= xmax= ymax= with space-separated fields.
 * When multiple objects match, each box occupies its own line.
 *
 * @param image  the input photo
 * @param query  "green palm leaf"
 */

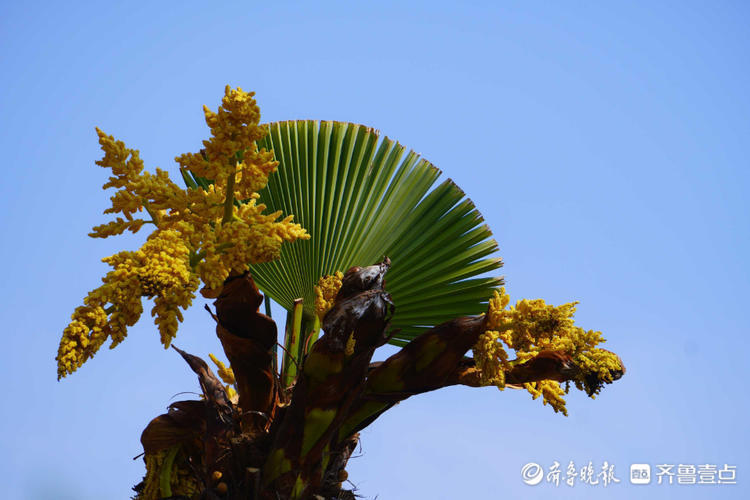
xmin=248 ymin=120 xmax=503 ymax=346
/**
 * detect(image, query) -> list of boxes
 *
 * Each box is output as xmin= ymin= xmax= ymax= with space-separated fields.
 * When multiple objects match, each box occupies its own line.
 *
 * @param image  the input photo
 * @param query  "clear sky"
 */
xmin=1 ymin=1 xmax=748 ymax=499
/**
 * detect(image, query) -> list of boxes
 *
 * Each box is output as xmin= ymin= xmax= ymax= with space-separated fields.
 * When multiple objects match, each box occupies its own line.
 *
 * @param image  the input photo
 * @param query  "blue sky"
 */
xmin=1 ymin=1 xmax=748 ymax=499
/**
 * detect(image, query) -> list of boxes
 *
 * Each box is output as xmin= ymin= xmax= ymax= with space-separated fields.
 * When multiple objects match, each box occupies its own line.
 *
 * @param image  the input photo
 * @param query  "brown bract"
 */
xmin=213 ymin=274 xmax=278 ymax=434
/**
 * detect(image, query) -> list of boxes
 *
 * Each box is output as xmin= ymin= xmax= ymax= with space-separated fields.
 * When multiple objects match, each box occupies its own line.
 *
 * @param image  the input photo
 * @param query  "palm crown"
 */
xmin=57 ymin=86 xmax=624 ymax=500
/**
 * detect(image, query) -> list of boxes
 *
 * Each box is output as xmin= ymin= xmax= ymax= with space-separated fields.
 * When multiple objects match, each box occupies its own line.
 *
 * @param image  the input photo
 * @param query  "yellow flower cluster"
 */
xmin=314 ymin=271 xmax=344 ymax=320
xmin=473 ymin=288 xmax=623 ymax=416
xmin=208 ymin=353 xmax=236 ymax=385
xmin=473 ymin=329 xmax=510 ymax=388
xmin=524 ymin=380 xmax=569 ymax=416
xmin=57 ymin=230 xmax=199 ymax=379
xmin=139 ymin=447 xmax=200 ymax=500
xmin=208 ymin=353 xmax=238 ymax=402
xmin=58 ymin=86 xmax=309 ymax=379
xmin=175 ymin=87 xmax=278 ymax=200
xmin=200 ymin=198 xmax=307 ymax=290
xmin=473 ymin=289 xmax=511 ymax=387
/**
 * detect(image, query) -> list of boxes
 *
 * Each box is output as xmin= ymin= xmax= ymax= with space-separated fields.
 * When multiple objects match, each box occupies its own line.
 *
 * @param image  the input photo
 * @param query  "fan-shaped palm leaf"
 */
xmin=246 ymin=120 xmax=503 ymax=346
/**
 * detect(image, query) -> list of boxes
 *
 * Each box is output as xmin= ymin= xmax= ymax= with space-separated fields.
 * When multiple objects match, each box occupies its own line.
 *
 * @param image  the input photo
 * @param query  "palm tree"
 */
xmin=57 ymin=88 xmax=624 ymax=500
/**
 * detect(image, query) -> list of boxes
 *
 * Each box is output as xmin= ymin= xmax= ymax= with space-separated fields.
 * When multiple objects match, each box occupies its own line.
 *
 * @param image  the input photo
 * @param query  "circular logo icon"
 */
xmin=521 ymin=462 xmax=544 ymax=486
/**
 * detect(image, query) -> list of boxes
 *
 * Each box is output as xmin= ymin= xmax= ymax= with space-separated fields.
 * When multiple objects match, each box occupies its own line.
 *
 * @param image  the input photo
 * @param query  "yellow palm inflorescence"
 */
xmin=313 ymin=271 xmax=344 ymax=321
xmin=57 ymin=86 xmax=309 ymax=380
xmin=473 ymin=288 xmax=623 ymax=416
